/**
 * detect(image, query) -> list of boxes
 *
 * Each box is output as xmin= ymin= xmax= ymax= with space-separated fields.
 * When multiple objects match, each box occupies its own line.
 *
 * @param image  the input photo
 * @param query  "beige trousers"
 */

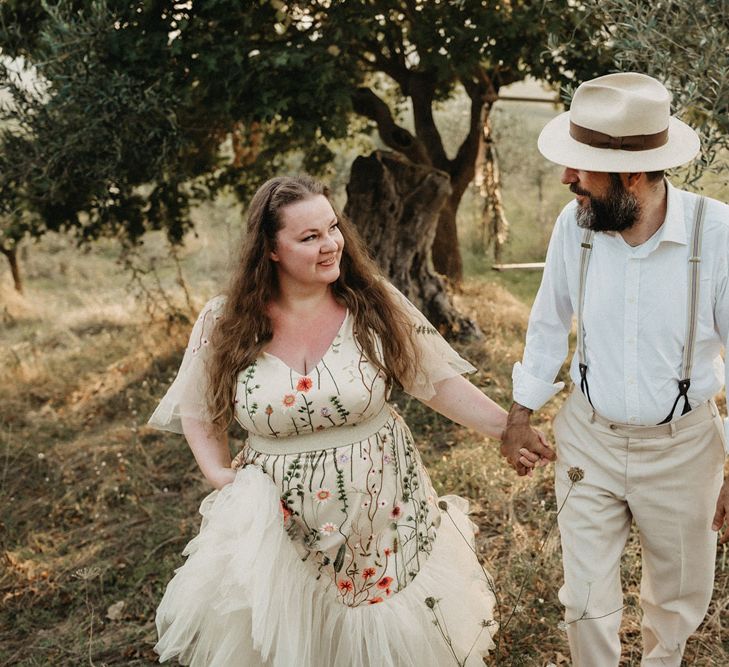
xmin=552 ymin=389 xmax=725 ymax=667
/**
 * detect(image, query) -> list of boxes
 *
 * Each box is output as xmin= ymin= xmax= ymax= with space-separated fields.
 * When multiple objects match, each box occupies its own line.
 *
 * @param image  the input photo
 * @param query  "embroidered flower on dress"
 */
xmin=320 ymin=522 xmax=336 ymax=535
xmin=390 ymin=505 xmax=402 ymax=519
xmin=338 ymin=579 xmax=353 ymax=593
xmin=383 ymin=548 xmax=392 ymax=557
xmin=361 ymin=500 xmax=370 ymax=509
xmin=368 ymin=597 xmax=384 ymax=605
xmin=282 ymin=394 xmax=296 ymax=408
xmin=376 ymin=576 xmax=393 ymax=589
xmin=362 ymin=567 xmax=376 ymax=580
xmin=265 ymin=405 xmax=273 ymax=415
xmin=383 ymin=453 xmax=393 ymax=465
xmin=279 ymin=500 xmax=292 ymax=524
xmin=378 ymin=499 xmax=388 ymax=508
xmin=337 ymin=452 xmax=350 ymax=464
xmin=296 ymin=376 xmax=313 ymax=393
xmin=314 ymin=488 xmax=332 ymax=503
xmin=320 ymin=406 xmax=332 ymax=417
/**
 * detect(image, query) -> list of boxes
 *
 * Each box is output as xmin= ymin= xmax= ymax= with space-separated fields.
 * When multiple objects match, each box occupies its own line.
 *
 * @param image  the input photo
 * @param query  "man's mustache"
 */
xmin=570 ymin=183 xmax=591 ymax=197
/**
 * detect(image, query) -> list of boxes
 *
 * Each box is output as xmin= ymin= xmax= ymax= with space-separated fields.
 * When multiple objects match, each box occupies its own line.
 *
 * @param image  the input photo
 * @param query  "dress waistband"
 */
xmin=244 ymin=405 xmax=395 ymax=455
xmin=568 ymin=387 xmax=717 ymax=438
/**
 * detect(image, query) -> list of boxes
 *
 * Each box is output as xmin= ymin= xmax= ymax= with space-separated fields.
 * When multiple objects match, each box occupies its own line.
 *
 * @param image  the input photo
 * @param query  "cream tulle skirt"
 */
xmin=155 ymin=466 xmax=496 ymax=666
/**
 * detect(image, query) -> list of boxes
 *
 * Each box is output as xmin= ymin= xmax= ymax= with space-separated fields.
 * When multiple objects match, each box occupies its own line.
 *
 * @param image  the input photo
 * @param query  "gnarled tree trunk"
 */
xmin=344 ymin=151 xmax=481 ymax=340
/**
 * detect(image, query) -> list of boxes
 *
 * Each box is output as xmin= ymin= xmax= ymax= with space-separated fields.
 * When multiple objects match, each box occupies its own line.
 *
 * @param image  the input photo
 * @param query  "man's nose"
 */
xmin=561 ymin=167 xmax=578 ymax=185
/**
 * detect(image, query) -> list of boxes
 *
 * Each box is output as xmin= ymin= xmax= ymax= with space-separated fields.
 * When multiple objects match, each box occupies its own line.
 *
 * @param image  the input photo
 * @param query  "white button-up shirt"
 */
xmin=513 ymin=182 xmax=729 ymax=438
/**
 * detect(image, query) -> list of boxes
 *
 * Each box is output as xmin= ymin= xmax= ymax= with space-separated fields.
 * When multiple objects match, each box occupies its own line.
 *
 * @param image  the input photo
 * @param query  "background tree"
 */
xmin=594 ymin=0 xmax=729 ymax=182
xmin=0 ymin=1 xmax=615 ymax=325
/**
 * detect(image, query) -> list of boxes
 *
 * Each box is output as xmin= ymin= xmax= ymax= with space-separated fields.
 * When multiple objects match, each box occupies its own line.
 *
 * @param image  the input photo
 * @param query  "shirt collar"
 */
xmin=655 ymin=180 xmax=687 ymax=246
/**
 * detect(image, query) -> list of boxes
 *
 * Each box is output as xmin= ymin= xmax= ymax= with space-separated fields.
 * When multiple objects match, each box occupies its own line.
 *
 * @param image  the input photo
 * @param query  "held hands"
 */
xmin=500 ymin=402 xmax=556 ymax=477
xmin=712 ymin=478 xmax=729 ymax=544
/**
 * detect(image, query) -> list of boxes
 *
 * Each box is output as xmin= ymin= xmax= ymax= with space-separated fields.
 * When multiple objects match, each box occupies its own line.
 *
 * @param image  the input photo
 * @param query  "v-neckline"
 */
xmin=263 ymin=309 xmax=349 ymax=376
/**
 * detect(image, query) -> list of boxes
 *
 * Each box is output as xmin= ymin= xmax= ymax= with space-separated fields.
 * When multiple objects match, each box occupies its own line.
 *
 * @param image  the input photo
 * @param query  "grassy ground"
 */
xmin=1 ymin=225 xmax=728 ymax=666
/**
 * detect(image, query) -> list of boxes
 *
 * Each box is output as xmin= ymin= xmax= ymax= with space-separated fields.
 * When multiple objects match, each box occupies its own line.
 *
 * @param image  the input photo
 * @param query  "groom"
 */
xmin=501 ymin=72 xmax=729 ymax=665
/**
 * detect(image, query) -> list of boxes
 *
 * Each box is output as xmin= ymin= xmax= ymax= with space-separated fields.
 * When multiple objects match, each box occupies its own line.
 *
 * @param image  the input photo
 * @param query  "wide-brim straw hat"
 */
xmin=538 ymin=72 xmax=700 ymax=172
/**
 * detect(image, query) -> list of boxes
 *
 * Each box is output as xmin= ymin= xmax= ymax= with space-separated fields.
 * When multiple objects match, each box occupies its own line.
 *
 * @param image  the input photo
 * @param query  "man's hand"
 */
xmin=712 ymin=478 xmax=729 ymax=544
xmin=500 ymin=402 xmax=556 ymax=476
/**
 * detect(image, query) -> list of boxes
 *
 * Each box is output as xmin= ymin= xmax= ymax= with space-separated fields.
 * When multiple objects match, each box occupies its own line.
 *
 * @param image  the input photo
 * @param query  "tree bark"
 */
xmin=344 ymin=151 xmax=481 ymax=340
xmin=1 ymin=245 xmax=23 ymax=294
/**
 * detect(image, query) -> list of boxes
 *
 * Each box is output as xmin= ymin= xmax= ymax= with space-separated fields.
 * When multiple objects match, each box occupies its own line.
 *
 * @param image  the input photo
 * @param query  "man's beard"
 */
xmin=574 ymin=173 xmax=641 ymax=233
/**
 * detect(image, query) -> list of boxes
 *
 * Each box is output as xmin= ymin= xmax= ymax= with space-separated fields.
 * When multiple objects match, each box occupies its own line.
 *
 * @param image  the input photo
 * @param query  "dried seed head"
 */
xmin=73 ymin=566 xmax=102 ymax=581
xmin=567 ymin=467 xmax=585 ymax=483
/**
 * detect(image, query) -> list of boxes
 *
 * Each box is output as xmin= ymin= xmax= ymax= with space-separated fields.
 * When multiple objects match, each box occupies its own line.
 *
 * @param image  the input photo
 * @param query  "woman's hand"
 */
xmin=181 ymin=416 xmax=235 ymax=490
xmin=208 ymin=466 xmax=237 ymax=490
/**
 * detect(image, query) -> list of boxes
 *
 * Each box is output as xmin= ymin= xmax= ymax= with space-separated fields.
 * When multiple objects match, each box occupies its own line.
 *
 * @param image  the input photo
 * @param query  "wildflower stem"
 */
xmin=464 ymin=624 xmax=486 ymax=663
xmin=427 ymin=603 xmax=463 ymax=666
xmin=567 ymin=605 xmax=626 ymax=624
xmin=500 ymin=480 xmax=576 ymax=635
xmin=441 ymin=507 xmax=502 ymax=658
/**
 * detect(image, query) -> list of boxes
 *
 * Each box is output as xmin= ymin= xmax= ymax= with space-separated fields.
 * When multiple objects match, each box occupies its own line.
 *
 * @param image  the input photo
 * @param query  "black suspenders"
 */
xmin=576 ymin=195 xmax=707 ymax=424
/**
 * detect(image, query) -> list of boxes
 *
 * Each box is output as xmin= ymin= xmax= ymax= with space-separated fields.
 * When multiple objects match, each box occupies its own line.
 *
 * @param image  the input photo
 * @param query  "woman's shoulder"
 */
xmin=197 ymin=294 xmax=227 ymax=319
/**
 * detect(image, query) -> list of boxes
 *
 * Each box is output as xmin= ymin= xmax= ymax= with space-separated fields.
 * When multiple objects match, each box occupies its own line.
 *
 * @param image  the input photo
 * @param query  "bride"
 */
xmin=148 ymin=174 xmax=550 ymax=666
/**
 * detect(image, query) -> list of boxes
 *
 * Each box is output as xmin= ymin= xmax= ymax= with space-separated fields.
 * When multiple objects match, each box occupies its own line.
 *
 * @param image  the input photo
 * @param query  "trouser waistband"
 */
xmin=568 ymin=387 xmax=717 ymax=439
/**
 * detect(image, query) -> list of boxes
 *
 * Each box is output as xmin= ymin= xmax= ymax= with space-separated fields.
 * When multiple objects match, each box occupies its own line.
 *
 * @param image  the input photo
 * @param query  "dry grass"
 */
xmin=1 ymin=229 xmax=728 ymax=666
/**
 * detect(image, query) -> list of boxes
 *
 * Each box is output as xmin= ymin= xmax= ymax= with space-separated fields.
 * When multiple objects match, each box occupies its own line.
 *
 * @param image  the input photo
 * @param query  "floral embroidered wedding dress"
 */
xmin=148 ymin=286 xmax=496 ymax=667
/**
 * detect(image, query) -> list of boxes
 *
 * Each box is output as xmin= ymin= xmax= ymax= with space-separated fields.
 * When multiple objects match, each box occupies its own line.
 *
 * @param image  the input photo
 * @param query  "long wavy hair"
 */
xmin=207 ymin=175 xmax=421 ymax=430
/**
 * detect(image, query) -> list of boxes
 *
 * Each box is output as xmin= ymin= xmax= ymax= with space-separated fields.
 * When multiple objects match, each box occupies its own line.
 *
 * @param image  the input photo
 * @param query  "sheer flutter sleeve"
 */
xmin=148 ymin=296 xmax=226 ymax=434
xmin=384 ymin=283 xmax=476 ymax=401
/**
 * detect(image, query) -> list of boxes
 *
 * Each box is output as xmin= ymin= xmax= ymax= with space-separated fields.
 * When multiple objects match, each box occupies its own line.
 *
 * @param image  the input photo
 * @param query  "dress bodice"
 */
xmin=234 ymin=312 xmax=388 ymax=438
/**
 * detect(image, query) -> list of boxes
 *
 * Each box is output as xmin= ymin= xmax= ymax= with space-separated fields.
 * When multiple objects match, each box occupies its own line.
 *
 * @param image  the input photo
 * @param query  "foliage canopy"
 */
xmin=0 ymin=0 xmax=613 ymax=276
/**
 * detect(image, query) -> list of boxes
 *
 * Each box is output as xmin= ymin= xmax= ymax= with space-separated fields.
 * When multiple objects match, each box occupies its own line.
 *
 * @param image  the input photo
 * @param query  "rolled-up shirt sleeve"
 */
xmin=513 ymin=207 xmax=576 ymax=411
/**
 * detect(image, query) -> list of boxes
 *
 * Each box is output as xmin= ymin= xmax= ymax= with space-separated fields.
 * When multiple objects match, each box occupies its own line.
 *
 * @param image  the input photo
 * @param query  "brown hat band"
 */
xmin=569 ymin=121 xmax=669 ymax=151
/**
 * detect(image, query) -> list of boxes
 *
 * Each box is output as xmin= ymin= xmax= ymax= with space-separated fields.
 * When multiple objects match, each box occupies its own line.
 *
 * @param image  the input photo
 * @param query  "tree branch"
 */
xmin=350 ymin=87 xmax=429 ymax=164
xmin=409 ymin=72 xmax=449 ymax=170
